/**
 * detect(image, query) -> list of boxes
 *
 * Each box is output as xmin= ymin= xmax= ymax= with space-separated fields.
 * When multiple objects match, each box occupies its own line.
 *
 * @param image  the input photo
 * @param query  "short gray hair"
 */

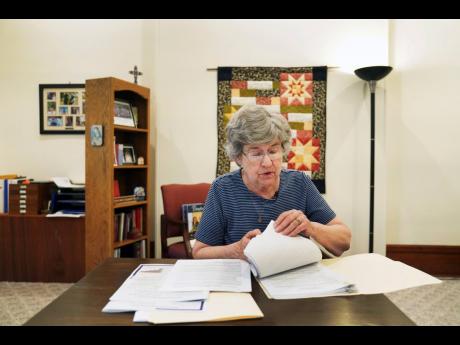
xmin=225 ymin=105 xmax=291 ymax=162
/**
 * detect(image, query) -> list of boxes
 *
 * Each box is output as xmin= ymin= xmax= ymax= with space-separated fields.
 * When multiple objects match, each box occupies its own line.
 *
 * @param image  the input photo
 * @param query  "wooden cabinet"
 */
xmin=0 ymin=215 xmax=85 ymax=282
xmin=85 ymin=77 xmax=151 ymax=273
xmin=8 ymin=182 xmax=54 ymax=215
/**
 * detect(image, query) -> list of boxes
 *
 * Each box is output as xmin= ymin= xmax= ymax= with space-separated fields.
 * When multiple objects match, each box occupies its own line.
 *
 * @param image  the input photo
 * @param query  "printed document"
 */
xmin=244 ymin=220 xmax=355 ymax=299
xmin=244 ymin=220 xmax=323 ymax=278
xmin=159 ymin=259 xmax=252 ymax=292
xmin=102 ymin=264 xmax=208 ymax=313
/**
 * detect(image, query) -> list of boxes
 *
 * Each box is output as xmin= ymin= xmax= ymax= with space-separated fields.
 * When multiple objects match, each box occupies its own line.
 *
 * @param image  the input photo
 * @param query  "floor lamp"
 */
xmin=354 ymin=66 xmax=392 ymax=253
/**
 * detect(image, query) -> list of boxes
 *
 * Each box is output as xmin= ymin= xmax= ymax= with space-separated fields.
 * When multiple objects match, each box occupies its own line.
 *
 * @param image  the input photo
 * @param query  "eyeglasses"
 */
xmin=243 ymin=148 xmax=283 ymax=162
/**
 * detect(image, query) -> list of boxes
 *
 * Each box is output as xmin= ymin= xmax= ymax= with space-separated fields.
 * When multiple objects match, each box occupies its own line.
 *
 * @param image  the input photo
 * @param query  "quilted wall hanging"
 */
xmin=216 ymin=66 xmax=328 ymax=193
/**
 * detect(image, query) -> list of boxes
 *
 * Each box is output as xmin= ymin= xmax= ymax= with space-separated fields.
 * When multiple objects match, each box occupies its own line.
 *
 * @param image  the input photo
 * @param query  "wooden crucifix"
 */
xmin=129 ymin=65 xmax=143 ymax=84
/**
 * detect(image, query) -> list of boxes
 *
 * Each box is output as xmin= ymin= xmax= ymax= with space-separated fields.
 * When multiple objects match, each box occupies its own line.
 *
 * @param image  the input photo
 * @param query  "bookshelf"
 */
xmin=85 ymin=77 xmax=151 ymax=273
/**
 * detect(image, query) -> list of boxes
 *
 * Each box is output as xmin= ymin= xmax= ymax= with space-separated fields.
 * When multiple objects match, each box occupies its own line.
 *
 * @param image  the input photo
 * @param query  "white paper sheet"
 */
xmin=258 ymin=262 xmax=355 ymax=299
xmin=323 ymin=253 xmax=442 ymax=294
xmin=103 ymin=299 xmax=204 ymax=312
xmin=244 ymin=220 xmax=322 ymax=278
xmin=102 ymin=264 xmax=209 ymax=313
xmin=159 ymin=259 xmax=252 ymax=292
xmin=51 ymin=176 xmax=85 ymax=189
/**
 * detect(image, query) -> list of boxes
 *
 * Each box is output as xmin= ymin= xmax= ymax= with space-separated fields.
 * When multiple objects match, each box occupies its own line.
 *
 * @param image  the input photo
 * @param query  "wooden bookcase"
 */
xmin=85 ymin=77 xmax=151 ymax=273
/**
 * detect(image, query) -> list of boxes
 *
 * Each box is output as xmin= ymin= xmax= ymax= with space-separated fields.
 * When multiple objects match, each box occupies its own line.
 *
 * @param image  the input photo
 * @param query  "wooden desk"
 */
xmin=0 ymin=215 xmax=85 ymax=282
xmin=25 ymin=258 xmax=415 ymax=326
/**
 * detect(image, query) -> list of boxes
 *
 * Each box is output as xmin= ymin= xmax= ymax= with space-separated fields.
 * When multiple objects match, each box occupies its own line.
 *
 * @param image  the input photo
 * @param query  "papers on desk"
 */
xmin=133 ymin=292 xmax=263 ymax=324
xmin=258 ymin=253 xmax=442 ymax=300
xmin=102 ymin=264 xmax=209 ymax=313
xmin=244 ymin=220 xmax=355 ymax=299
xmin=246 ymin=221 xmax=441 ymax=300
xmin=159 ymin=259 xmax=252 ymax=292
xmin=323 ymin=253 xmax=442 ymax=295
xmin=259 ymin=263 xmax=356 ymax=299
xmin=102 ymin=261 xmax=261 ymax=324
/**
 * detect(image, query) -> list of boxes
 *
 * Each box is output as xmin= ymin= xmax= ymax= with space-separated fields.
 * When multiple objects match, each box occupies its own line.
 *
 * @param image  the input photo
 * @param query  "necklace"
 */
xmin=250 ymin=193 xmax=265 ymax=223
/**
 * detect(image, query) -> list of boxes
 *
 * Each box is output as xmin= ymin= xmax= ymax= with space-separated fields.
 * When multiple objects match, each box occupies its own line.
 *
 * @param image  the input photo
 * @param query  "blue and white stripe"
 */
xmin=195 ymin=169 xmax=336 ymax=246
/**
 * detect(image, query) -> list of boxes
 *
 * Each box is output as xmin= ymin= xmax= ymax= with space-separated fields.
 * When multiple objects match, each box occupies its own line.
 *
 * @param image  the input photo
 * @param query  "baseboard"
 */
xmin=386 ymin=244 xmax=460 ymax=277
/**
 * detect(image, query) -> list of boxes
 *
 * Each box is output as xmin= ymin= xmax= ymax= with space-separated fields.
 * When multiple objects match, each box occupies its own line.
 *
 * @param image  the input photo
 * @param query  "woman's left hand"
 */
xmin=274 ymin=210 xmax=313 ymax=237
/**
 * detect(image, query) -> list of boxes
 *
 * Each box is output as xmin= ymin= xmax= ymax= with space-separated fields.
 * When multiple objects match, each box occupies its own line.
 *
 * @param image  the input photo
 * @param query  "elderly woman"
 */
xmin=193 ymin=105 xmax=351 ymax=259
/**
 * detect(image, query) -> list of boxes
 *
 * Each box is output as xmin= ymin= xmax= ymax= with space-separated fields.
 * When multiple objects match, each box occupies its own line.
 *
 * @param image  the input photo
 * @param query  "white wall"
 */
xmin=147 ymin=19 xmax=390 ymax=256
xmin=386 ymin=20 xmax=460 ymax=245
xmin=0 ymin=19 xmax=144 ymax=182
xmin=7 ymin=20 xmax=455 ymax=258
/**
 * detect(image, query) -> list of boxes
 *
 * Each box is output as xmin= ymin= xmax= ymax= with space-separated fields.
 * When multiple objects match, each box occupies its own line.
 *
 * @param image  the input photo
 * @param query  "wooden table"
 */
xmin=25 ymin=258 xmax=415 ymax=326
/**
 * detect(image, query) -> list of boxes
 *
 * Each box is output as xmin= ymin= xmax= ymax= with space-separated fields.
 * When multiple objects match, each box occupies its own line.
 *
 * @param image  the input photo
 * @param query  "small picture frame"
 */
xmin=39 ymin=84 xmax=85 ymax=134
xmin=90 ymin=125 xmax=104 ymax=146
xmin=123 ymin=145 xmax=136 ymax=165
xmin=114 ymin=100 xmax=135 ymax=127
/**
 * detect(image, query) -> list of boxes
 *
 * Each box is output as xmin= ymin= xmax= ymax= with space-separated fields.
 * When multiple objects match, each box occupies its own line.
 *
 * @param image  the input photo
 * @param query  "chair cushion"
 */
xmin=168 ymin=242 xmax=189 ymax=259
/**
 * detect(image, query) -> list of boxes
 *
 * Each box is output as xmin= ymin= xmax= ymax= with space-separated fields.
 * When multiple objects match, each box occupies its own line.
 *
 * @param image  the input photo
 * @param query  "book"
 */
xmin=113 ymin=180 xmax=120 ymax=197
xmin=244 ymin=220 xmax=355 ymax=299
xmin=181 ymin=203 xmax=205 ymax=240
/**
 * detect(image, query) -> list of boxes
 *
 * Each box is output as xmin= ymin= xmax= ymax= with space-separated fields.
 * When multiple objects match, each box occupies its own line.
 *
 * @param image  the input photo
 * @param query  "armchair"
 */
xmin=160 ymin=183 xmax=211 ymax=258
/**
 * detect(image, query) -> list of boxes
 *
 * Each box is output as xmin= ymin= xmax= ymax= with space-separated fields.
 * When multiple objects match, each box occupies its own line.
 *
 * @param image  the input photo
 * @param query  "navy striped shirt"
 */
xmin=195 ymin=169 xmax=336 ymax=246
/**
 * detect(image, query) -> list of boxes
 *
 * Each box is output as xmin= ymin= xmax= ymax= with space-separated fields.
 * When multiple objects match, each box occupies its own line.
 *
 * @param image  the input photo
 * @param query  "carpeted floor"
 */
xmin=0 ymin=279 xmax=459 ymax=325
xmin=0 ymin=282 xmax=73 ymax=326
xmin=385 ymin=277 xmax=460 ymax=326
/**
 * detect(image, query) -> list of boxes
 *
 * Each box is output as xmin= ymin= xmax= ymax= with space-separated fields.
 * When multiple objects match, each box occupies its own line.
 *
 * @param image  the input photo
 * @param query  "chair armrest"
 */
xmin=161 ymin=214 xmax=193 ymax=258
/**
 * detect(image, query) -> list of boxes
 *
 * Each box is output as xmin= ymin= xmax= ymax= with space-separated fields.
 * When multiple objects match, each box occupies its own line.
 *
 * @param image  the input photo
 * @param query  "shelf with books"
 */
xmin=86 ymin=77 xmax=151 ymax=272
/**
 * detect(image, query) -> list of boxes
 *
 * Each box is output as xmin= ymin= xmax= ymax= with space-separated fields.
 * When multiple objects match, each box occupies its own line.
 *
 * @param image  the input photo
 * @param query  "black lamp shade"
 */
xmin=354 ymin=66 xmax=393 ymax=82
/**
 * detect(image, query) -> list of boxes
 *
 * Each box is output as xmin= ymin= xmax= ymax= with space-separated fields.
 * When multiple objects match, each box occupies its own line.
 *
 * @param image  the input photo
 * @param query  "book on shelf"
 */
xmin=243 ymin=220 xmax=355 ymax=299
xmin=181 ymin=203 xmax=205 ymax=240
xmin=114 ymin=208 xmax=143 ymax=242
xmin=114 ymin=136 xmax=118 ymax=165
xmin=114 ymin=194 xmax=137 ymax=203
xmin=114 ymin=180 xmax=120 ymax=198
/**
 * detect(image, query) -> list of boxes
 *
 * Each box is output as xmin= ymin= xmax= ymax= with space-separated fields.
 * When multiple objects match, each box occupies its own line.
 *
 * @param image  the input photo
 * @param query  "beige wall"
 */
xmin=147 ymin=19 xmax=390 ymax=256
xmin=386 ymin=20 xmax=460 ymax=245
xmin=0 ymin=19 xmax=143 ymax=182
xmin=3 ymin=19 xmax=456 ymax=258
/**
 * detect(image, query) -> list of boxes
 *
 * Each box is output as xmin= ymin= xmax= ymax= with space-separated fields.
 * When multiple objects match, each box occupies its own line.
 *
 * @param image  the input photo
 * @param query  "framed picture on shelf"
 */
xmin=39 ymin=84 xmax=86 ymax=134
xmin=114 ymin=100 xmax=135 ymax=127
xmin=123 ymin=145 xmax=136 ymax=164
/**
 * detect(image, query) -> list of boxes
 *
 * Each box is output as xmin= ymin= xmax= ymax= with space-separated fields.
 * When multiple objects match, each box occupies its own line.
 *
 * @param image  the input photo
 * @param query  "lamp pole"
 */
xmin=369 ymin=80 xmax=376 ymax=253
xmin=354 ymin=66 xmax=392 ymax=253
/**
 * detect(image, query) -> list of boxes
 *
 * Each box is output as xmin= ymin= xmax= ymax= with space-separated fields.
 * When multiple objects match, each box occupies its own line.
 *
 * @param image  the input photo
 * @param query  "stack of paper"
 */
xmin=244 ymin=221 xmax=356 ymax=299
xmin=102 ymin=264 xmax=209 ymax=312
xmin=102 ymin=260 xmax=264 ymax=324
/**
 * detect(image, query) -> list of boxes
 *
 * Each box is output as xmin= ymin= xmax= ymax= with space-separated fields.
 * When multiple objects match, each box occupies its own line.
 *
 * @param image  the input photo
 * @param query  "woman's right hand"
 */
xmin=228 ymin=229 xmax=261 ymax=259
